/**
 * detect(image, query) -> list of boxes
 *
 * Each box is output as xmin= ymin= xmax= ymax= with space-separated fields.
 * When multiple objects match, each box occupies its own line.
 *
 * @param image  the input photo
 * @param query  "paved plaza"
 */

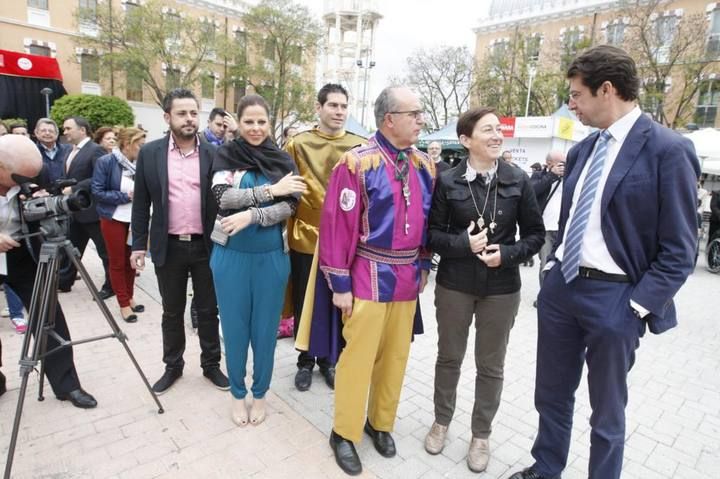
xmin=0 ymin=245 xmax=718 ymax=478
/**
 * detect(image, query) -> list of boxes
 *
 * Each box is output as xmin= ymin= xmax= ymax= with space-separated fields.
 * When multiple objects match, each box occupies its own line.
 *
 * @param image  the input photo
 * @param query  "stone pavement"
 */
xmin=0 ymin=244 xmax=718 ymax=478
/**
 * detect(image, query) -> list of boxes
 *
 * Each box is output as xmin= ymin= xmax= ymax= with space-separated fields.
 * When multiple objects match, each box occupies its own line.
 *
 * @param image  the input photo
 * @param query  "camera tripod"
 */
xmin=3 ymin=237 xmax=164 ymax=479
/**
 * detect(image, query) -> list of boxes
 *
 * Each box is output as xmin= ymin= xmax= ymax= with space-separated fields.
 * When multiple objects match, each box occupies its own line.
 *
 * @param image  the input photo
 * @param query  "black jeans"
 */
xmin=290 ymin=250 xmax=332 ymax=371
xmin=154 ymin=237 xmax=221 ymax=372
xmin=3 ymin=244 xmax=81 ymax=395
xmin=59 ymin=220 xmax=112 ymax=291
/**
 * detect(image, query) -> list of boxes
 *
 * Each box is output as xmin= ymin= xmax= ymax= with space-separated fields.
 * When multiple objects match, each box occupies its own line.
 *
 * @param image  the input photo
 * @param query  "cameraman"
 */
xmin=0 ymin=135 xmax=96 ymax=407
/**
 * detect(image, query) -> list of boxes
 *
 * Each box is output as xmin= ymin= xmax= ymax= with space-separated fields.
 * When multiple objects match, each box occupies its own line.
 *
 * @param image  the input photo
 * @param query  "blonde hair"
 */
xmin=117 ymin=127 xmax=146 ymax=151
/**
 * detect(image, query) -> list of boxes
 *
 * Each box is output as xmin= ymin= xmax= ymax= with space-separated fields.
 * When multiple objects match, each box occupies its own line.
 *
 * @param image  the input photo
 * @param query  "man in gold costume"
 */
xmin=286 ymin=83 xmax=366 ymax=392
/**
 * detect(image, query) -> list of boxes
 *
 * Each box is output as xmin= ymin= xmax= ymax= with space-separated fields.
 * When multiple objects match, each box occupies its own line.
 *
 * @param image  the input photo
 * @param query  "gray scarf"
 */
xmin=112 ymin=148 xmax=136 ymax=177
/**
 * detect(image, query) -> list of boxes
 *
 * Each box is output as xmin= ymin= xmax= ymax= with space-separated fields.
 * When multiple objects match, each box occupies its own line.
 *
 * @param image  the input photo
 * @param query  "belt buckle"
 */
xmin=579 ymin=267 xmax=591 ymax=279
xmin=178 ymin=234 xmax=192 ymax=242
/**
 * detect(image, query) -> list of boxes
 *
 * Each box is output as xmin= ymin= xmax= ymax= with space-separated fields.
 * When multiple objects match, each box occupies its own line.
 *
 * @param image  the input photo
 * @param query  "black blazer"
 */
xmin=131 ymin=135 xmax=217 ymax=268
xmin=62 ymin=139 xmax=105 ymax=224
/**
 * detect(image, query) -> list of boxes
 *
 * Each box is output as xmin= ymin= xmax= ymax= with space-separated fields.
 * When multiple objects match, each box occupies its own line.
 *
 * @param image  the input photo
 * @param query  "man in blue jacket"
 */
xmin=510 ymin=45 xmax=699 ymax=479
xmin=34 ymin=118 xmax=70 ymax=183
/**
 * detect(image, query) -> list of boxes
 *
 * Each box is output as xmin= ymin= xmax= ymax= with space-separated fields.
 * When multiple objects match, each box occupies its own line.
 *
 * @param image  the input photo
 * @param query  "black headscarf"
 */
xmin=212 ymin=137 xmax=301 ymax=201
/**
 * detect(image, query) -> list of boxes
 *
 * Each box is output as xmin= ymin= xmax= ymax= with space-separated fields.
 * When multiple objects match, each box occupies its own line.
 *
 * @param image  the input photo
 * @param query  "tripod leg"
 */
xmin=4 ymin=370 xmax=35 ymax=479
xmin=65 ymin=243 xmax=164 ymax=413
xmin=37 ymin=247 xmax=63 ymax=401
xmin=4 ymin=254 xmax=57 ymax=479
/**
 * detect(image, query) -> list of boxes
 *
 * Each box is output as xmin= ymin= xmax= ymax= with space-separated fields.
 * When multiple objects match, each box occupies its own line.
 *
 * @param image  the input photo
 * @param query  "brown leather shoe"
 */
xmin=424 ymin=422 xmax=448 ymax=455
xmin=467 ymin=437 xmax=490 ymax=472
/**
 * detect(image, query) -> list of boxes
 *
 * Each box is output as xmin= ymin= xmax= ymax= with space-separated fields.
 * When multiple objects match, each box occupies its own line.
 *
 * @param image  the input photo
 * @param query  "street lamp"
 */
xmin=524 ymin=65 xmax=537 ymax=117
xmin=40 ymin=87 xmax=53 ymax=117
xmin=357 ymin=58 xmax=376 ymax=128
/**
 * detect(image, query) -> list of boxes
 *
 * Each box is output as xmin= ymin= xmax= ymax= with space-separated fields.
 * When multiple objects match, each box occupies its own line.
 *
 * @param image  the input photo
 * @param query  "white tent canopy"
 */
xmin=684 ymin=128 xmax=720 ymax=175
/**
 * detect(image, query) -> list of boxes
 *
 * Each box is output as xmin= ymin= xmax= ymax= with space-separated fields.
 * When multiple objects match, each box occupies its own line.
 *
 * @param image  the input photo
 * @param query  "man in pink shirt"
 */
xmin=130 ymin=89 xmax=228 ymax=394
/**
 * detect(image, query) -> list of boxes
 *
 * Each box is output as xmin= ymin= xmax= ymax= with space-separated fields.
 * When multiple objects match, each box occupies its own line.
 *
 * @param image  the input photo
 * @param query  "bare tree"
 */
xmin=397 ymin=46 xmax=475 ymax=131
xmin=76 ymin=0 xmax=224 ymax=107
xmin=474 ymin=35 xmax=571 ymax=117
xmin=621 ymin=0 xmax=713 ymax=128
xmin=233 ymin=0 xmax=323 ymax=139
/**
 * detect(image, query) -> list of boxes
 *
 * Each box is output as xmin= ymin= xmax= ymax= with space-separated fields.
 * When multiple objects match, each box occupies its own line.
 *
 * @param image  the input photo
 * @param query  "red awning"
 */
xmin=0 ymin=49 xmax=63 ymax=81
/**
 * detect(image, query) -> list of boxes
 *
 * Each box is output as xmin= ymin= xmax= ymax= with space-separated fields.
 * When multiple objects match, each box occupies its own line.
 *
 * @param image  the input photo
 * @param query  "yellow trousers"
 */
xmin=334 ymin=298 xmax=417 ymax=443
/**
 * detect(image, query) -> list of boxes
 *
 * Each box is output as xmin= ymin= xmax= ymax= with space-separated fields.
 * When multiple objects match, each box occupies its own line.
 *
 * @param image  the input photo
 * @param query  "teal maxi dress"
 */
xmin=210 ymin=170 xmax=290 ymax=399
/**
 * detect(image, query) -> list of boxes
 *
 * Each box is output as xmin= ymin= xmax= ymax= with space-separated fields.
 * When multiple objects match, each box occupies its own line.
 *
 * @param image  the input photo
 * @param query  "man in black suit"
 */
xmin=0 ymin=134 xmax=96 ymax=407
xmin=130 ymin=88 xmax=228 ymax=395
xmin=58 ymin=116 xmax=113 ymax=298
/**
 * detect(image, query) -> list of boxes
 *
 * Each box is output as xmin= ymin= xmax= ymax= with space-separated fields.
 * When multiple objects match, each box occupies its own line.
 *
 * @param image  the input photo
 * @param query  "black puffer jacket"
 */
xmin=428 ymin=159 xmax=545 ymax=297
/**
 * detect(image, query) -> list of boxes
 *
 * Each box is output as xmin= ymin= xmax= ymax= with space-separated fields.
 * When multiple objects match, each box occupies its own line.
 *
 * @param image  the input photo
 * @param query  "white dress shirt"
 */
xmin=66 ymin=137 xmax=91 ymax=172
xmin=542 ymin=180 xmax=563 ymax=231
xmin=554 ymin=106 xmax=642 ymax=274
xmin=0 ymin=186 xmax=22 ymax=275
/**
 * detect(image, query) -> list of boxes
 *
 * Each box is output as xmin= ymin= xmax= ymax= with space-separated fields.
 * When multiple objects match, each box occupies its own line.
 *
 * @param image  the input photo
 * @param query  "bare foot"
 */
xmin=249 ymin=397 xmax=266 ymax=426
xmin=232 ymin=397 xmax=248 ymax=427
xmin=120 ymin=306 xmax=133 ymax=318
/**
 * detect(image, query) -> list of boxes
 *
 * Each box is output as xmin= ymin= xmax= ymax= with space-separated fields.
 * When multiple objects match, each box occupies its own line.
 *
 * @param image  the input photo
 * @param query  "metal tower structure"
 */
xmin=322 ymin=0 xmax=382 ymax=128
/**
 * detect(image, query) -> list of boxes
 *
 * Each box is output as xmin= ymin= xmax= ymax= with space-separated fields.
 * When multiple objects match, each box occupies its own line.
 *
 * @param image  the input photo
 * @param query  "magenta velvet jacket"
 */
xmin=318 ymin=135 xmax=436 ymax=303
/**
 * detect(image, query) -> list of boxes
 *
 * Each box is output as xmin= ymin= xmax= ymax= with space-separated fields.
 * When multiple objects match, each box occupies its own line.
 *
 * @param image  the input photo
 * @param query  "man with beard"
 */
xmin=200 ymin=107 xmax=238 ymax=147
xmin=130 ymin=88 xmax=228 ymax=395
xmin=287 ymin=83 xmax=366 ymax=392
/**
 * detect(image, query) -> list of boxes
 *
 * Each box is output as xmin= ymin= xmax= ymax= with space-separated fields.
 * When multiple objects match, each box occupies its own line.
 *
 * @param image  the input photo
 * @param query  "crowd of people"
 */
xmin=0 ymin=44 xmax=702 ymax=479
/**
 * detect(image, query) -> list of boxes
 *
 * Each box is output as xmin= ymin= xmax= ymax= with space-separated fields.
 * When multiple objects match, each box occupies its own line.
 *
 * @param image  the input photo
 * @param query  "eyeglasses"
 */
xmin=388 ymin=110 xmax=425 ymax=120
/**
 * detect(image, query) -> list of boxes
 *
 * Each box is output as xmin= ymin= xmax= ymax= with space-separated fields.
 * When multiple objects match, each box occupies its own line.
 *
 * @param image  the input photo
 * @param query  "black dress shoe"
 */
xmin=0 ymin=371 xmax=6 ymax=397
xmin=329 ymin=430 xmax=362 ymax=476
xmin=131 ymin=304 xmax=145 ymax=313
xmin=122 ymin=313 xmax=138 ymax=323
xmin=294 ymin=367 xmax=312 ymax=391
xmin=364 ymin=419 xmax=396 ymax=458
xmin=508 ymin=467 xmax=547 ymax=479
xmin=98 ymin=288 xmax=115 ymax=300
xmin=320 ymin=367 xmax=335 ymax=389
xmin=152 ymin=369 xmax=182 ymax=395
xmin=58 ymin=285 xmax=71 ymax=293
xmin=56 ymin=388 xmax=97 ymax=409
xmin=203 ymin=367 xmax=230 ymax=390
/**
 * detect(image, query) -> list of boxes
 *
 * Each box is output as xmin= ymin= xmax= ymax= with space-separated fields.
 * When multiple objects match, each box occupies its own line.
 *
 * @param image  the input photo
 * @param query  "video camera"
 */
xmin=12 ymin=175 xmax=91 ymax=240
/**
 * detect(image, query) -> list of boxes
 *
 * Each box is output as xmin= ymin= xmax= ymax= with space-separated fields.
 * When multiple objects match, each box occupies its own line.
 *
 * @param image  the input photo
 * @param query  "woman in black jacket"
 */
xmin=423 ymin=107 xmax=544 ymax=472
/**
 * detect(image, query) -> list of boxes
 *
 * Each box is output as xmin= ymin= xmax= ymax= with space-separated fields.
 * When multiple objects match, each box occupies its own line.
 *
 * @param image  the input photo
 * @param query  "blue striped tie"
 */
xmin=561 ymin=130 xmax=612 ymax=283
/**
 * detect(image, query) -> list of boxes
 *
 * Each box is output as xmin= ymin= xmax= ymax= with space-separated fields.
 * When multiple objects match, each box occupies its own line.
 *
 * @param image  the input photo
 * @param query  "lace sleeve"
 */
xmin=249 ymin=200 xmax=296 ymax=227
xmin=212 ymin=184 xmax=232 ymax=207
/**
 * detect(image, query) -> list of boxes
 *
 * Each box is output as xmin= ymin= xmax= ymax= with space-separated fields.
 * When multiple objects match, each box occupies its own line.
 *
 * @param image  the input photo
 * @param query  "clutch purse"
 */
xmin=210 ymin=215 xmax=229 ymax=246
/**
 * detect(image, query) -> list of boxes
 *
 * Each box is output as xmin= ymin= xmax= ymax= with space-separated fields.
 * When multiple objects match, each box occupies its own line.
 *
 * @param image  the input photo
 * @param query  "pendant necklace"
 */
xmin=389 ymin=150 xmax=411 ymax=235
xmin=467 ymin=174 xmax=498 ymax=234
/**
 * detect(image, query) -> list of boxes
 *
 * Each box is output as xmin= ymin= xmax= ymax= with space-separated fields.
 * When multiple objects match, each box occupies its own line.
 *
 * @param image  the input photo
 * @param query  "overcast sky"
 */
xmin=297 ymin=0 xmax=489 ymax=107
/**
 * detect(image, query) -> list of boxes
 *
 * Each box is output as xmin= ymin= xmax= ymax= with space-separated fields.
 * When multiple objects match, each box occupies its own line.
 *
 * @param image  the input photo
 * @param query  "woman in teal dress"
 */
xmin=210 ymin=94 xmax=306 ymax=426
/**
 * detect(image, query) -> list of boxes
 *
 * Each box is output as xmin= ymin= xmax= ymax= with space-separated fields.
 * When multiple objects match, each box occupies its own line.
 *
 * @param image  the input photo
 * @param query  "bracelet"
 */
xmin=264 ymin=184 xmax=274 ymax=201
